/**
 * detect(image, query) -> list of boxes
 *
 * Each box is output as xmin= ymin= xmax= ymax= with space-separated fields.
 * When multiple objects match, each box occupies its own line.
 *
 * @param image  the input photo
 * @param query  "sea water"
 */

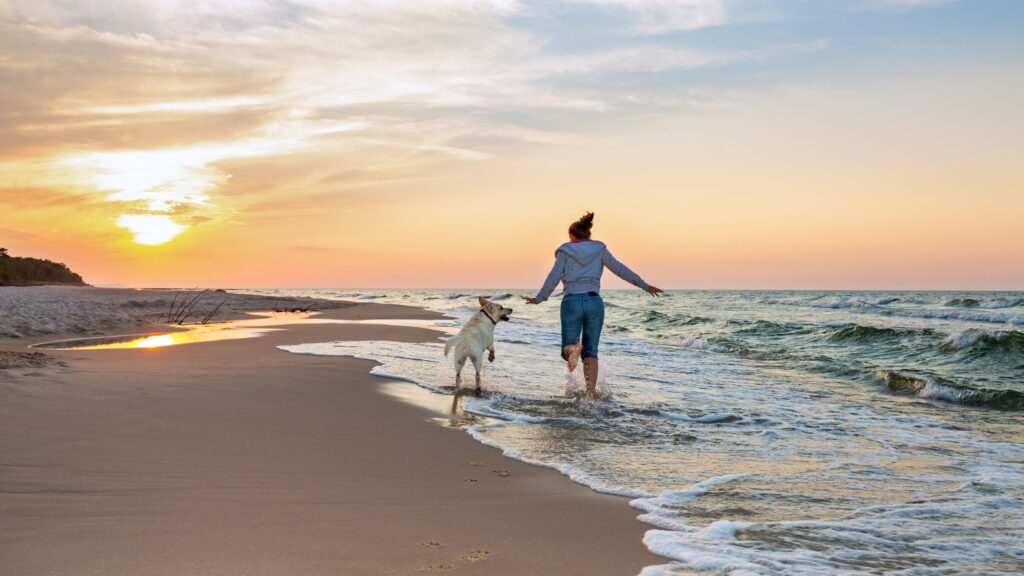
xmin=238 ymin=289 xmax=1024 ymax=575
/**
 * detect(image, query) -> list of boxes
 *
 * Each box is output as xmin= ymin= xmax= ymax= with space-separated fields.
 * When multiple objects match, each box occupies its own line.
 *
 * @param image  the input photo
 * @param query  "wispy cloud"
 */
xmin=861 ymin=0 xmax=959 ymax=10
xmin=0 ymin=0 xmax=786 ymax=245
xmin=566 ymin=0 xmax=729 ymax=33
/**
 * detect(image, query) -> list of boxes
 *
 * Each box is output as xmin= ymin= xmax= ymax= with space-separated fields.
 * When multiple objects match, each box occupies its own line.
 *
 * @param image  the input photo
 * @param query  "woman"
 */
xmin=524 ymin=212 xmax=663 ymax=399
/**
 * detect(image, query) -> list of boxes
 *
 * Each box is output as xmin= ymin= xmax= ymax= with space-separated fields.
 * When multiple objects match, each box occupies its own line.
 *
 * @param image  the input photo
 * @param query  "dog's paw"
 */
xmin=488 ymin=351 xmax=495 ymax=362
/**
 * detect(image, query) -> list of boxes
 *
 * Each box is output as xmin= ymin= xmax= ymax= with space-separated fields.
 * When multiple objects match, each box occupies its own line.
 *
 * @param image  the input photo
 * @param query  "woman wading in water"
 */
xmin=524 ymin=212 xmax=663 ymax=399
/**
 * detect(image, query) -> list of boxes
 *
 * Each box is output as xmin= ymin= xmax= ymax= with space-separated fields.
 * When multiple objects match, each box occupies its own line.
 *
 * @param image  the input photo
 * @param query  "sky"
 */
xmin=1 ymin=0 xmax=1022 ymax=289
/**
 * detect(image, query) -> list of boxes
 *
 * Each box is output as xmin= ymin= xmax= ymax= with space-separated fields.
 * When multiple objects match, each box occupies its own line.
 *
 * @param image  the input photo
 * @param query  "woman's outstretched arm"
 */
xmin=603 ymin=248 xmax=663 ymax=295
xmin=527 ymin=252 xmax=567 ymax=304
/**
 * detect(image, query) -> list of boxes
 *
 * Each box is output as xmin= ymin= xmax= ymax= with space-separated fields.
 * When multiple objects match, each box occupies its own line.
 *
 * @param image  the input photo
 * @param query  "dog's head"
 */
xmin=479 ymin=297 xmax=512 ymax=322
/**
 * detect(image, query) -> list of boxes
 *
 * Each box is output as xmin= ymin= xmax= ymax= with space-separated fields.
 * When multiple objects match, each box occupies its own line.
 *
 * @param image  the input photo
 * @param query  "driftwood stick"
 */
xmin=200 ymin=298 xmax=227 ymax=324
xmin=174 ymin=288 xmax=208 ymax=324
xmin=169 ymin=288 xmax=188 ymax=323
xmin=166 ymin=291 xmax=181 ymax=323
xmin=171 ymin=287 xmax=199 ymax=323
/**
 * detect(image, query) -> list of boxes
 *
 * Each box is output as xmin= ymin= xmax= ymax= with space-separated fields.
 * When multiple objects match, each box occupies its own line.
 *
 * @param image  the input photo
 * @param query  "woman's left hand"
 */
xmin=523 ymin=297 xmax=538 ymax=304
xmin=646 ymin=286 xmax=664 ymax=297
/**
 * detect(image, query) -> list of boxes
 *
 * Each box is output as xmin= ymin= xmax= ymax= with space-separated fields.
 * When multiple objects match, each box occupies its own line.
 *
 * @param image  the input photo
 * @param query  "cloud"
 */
xmin=534 ymin=45 xmax=750 ymax=76
xmin=0 ymin=226 xmax=37 ymax=240
xmin=1 ymin=0 xmax=763 ymax=244
xmin=861 ymin=0 xmax=959 ymax=10
xmin=565 ymin=0 xmax=729 ymax=33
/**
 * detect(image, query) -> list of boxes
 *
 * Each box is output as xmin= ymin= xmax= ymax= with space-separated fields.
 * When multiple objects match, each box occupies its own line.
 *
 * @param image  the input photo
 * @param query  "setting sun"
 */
xmin=115 ymin=214 xmax=186 ymax=246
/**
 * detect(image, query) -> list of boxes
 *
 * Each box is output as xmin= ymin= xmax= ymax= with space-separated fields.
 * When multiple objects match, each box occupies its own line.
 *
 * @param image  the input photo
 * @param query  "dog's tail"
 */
xmin=444 ymin=335 xmax=458 ymax=358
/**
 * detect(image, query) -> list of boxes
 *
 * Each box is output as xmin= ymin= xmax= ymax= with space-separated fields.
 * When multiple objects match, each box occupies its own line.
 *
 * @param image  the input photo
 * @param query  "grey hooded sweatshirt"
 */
xmin=533 ymin=240 xmax=650 ymax=304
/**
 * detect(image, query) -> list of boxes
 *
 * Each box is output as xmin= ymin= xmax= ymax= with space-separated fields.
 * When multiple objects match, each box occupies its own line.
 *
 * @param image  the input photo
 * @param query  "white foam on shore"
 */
xmin=636 ymin=492 xmax=1024 ymax=575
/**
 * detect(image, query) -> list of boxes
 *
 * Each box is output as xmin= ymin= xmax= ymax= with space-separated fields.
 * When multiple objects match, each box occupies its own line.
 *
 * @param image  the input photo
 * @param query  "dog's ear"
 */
xmin=478 ymin=296 xmax=487 ymax=308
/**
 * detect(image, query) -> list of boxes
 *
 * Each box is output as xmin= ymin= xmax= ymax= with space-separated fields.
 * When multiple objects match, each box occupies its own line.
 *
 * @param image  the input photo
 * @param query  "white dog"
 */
xmin=444 ymin=297 xmax=513 ymax=396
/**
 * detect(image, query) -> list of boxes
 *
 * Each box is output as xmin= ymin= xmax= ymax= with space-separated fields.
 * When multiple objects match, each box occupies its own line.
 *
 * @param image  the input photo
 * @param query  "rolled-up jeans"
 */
xmin=560 ymin=291 xmax=604 ymax=359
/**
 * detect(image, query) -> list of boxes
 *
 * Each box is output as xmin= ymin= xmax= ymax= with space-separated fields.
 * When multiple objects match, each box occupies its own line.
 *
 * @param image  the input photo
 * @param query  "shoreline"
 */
xmin=0 ymin=289 xmax=661 ymax=574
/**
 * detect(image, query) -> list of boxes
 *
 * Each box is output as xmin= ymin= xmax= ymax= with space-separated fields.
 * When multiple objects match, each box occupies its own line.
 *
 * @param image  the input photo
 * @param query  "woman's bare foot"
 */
xmin=563 ymin=343 xmax=583 ymax=372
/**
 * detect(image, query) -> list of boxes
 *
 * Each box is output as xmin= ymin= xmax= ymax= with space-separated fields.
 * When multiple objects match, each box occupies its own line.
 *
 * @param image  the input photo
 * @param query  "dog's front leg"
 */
xmin=487 ymin=345 xmax=495 ymax=363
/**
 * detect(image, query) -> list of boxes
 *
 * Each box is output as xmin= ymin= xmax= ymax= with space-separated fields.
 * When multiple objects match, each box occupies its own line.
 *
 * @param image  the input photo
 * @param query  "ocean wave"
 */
xmin=798 ymin=296 xmax=899 ymax=309
xmin=875 ymin=370 xmax=1024 ymax=411
xmin=488 ymin=293 xmax=514 ymax=301
xmin=980 ymin=298 xmax=1023 ymax=309
xmin=941 ymin=329 xmax=1024 ymax=355
xmin=947 ymin=297 xmax=1023 ymax=309
xmin=827 ymin=324 xmax=935 ymax=343
xmin=828 ymin=324 xmax=899 ymax=342
xmin=677 ymin=338 xmax=733 ymax=353
xmin=637 ymin=310 xmax=713 ymax=328
xmin=728 ymin=319 xmax=811 ymax=337
xmin=766 ymin=298 xmax=1024 ymax=326
xmin=947 ymin=297 xmax=981 ymax=308
xmin=658 ymin=411 xmax=742 ymax=424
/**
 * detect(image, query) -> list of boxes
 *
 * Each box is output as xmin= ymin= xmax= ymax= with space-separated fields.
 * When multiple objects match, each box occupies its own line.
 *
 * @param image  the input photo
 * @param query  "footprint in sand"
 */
xmin=418 ymin=540 xmax=445 ymax=549
xmin=492 ymin=469 xmax=510 ymax=478
xmin=463 ymin=478 xmax=479 ymax=484
xmin=465 ymin=461 xmax=481 ymax=467
xmin=418 ymin=562 xmax=456 ymax=572
xmin=459 ymin=549 xmax=491 ymax=563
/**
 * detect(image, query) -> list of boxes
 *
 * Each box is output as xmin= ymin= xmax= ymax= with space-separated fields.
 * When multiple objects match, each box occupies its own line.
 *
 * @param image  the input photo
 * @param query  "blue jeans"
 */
xmin=560 ymin=292 xmax=605 ymax=359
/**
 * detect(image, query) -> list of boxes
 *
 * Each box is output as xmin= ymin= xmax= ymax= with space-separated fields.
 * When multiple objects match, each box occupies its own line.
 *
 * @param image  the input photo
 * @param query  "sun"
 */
xmin=116 ymin=214 xmax=186 ymax=246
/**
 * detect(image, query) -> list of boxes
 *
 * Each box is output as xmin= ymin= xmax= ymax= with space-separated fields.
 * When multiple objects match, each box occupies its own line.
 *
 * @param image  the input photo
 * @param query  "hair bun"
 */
xmin=568 ymin=211 xmax=595 ymax=239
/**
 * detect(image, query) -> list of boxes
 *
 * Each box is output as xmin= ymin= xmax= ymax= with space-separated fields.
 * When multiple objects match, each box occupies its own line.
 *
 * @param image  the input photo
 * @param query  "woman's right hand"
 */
xmin=523 ymin=297 xmax=538 ymax=305
xmin=646 ymin=286 xmax=664 ymax=297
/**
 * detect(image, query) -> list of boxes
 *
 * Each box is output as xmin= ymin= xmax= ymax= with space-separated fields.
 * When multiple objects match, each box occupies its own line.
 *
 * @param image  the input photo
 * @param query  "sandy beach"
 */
xmin=0 ymin=287 xmax=659 ymax=575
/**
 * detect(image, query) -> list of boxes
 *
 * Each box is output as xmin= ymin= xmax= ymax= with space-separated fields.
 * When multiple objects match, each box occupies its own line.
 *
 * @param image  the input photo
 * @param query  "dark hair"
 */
xmin=568 ymin=211 xmax=595 ymax=240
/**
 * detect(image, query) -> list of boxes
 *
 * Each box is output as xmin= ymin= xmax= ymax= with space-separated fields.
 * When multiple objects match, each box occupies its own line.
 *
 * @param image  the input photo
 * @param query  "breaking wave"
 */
xmin=941 ymin=329 xmax=1024 ymax=355
xmin=947 ymin=297 xmax=1023 ymax=309
xmin=875 ymin=370 xmax=1024 ymax=411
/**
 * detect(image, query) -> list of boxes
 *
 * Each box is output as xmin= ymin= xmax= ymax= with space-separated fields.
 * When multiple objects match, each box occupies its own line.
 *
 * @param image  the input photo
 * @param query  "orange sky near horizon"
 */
xmin=2 ymin=1 xmax=1022 ymax=290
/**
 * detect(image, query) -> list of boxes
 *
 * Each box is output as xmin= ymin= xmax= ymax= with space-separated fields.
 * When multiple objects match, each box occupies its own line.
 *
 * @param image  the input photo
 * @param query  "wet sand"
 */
xmin=0 ymin=301 xmax=660 ymax=575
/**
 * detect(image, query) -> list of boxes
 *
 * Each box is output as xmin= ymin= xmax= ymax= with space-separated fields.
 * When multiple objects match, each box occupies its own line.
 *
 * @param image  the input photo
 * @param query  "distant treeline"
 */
xmin=0 ymin=248 xmax=87 ymax=286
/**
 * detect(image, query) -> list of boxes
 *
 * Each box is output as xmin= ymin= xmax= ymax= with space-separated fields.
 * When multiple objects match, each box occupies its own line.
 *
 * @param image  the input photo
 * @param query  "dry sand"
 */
xmin=0 ymin=293 xmax=660 ymax=575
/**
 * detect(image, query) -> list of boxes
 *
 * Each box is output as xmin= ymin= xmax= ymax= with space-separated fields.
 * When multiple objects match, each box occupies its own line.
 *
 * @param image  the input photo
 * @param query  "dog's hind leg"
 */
xmin=472 ymin=356 xmax=484 ymax=396
xmin=455 ymin=356 xmax=467 ymax=392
